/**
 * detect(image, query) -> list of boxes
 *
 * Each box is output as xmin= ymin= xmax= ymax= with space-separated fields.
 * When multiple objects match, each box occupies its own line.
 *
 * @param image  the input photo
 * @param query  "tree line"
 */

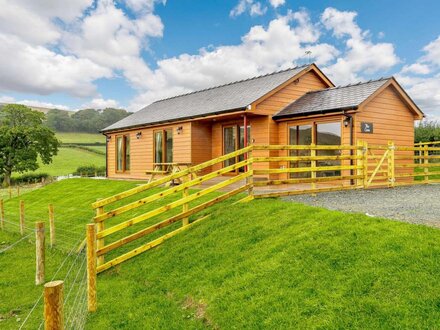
xmin=415 ymin=120 xmax=440 ymax=143
xmin=45 ymin=108 xmax=131 ymax=133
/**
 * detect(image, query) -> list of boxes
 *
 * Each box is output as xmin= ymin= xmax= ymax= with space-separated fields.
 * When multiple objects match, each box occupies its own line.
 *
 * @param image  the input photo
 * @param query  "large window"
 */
xmin=154 ymin=129 xmax=173 ymax=169
xmin=116 ymin=135 xmax=130 ymax=172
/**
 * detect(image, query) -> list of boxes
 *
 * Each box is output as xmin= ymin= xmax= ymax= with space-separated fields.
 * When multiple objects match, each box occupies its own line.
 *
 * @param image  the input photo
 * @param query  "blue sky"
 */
xmin=0 ymin=0 xmax=439 ymax=119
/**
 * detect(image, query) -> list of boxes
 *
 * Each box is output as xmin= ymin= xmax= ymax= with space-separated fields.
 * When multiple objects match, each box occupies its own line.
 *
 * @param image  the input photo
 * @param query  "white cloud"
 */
xmin=397 ymin=35 xmax=440 ymax=120
xmin=0 ymin=95 xmax=70 ymax=110
xmin=269 ymin=0 xmax=285 ymax=8
xmin=81 ymin=98 xmax=120 ymax=109
xmin=321 ymin=8 xmax=399 ymax=84
xmin=129 ymin=10 xmax=339 ymax=110
xmin=63 ymin=0 xmax=163 ymax=90
xmin=0 ymin=34 xmax=112 ymax=97
xmin=250 ymin=2 xmax=267 ymax=16
xmin=230 ymin=0 xmax=267 ymax=17
xmin=401 ymin=63 xmax=431 ymax=75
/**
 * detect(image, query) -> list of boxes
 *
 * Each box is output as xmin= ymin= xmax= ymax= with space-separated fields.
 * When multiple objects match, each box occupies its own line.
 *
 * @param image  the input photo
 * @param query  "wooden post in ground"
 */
xmin=8 ymin=186 xmax=12 ymax=199
xmin=95 ymin=198 xmax=104 ymax=266
xmin=424 ymin=144 xmax=429 ymax=183
xmin=19 ymin=200 xmax=25 ymax=235
xmin=86 ymin=224 xmax=97 ymax=312
xmin=44 ymin=280 xmax=64 ymax=330
xmin=247 ymin=148 xmax=254 ymax=197
xmin=182 ymin=176 xmax=189 ymax=226
xmin=356 ymin=140 xmax=364 ymax=188
xmin=387 ymin=141 xmax=395 ymax=187
xmin=0 ymin=199 xmax=4 ymax=230
xmin=363 ymin=141 xmax=369 ymax=188
xmin=49 ymin=204 xmax=55 ymax=247
xmin=35 ymin=221 xmax=45 ymax=285
xmin=310 ymin=144 xmax=317 ymax=193
xmin=17 ymin=185 xmax=20 ymax=197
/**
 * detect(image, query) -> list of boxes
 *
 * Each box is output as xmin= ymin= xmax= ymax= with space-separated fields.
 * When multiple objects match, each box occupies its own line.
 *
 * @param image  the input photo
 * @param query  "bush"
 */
xmin=74 ymin=165 xmax=106 ymax=177
xmin=415 ymin=120 xmax=440 ymax=143
xmin=4 ymin=173 xmax=52 ymax=185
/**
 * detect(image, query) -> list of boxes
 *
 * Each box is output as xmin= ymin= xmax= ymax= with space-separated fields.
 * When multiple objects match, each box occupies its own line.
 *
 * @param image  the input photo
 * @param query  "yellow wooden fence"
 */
xmin=87 ymin=140 xmax=440 ymax=276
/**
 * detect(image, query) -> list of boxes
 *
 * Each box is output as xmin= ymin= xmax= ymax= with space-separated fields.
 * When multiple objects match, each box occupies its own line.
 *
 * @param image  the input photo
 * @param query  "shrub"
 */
xmin=74 ymin=165 xmax=106 ymax=177
xmin=3 ymin=173 xmax=52 ymax=185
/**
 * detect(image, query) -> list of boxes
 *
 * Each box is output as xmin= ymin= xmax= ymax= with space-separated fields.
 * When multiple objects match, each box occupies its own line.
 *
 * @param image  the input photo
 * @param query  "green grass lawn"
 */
xmin=415 ymin=165 xmax=440 ymax=180
xmin=33 ymin=147 xmax=105 ymax=176
xmin=56 ymin=132 xmax=105 ymax=144
xmin=2 ymin=179 xmax=440 ymax=329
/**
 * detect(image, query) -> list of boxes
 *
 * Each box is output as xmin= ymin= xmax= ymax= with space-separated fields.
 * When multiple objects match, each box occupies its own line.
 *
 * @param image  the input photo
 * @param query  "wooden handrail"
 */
xmin=97 ymin=171 xmax=251 ymax=239
xmin=92 ymin=146 xmax=252 ymax=209
xmin=94 ymin=159 xmax=251 ymax=222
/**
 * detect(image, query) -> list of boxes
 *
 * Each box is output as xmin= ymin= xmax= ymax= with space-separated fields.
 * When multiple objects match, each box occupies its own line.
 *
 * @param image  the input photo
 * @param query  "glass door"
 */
xmin=316 ymin=122 xmax=341 ymax=177
xmin=238 ymin=125 xmax=251 ymax=171
xmin=289 ymin=125 xmax=312 ymax=178
xmin=223 ymin=126 xmax=237 ymax=167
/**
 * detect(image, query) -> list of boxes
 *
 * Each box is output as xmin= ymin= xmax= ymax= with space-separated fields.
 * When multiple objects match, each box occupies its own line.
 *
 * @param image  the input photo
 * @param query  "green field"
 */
xmin=56 ymin=132 xmax=105 ymax=144
xmin=2 ymin=179 xmax=440 ymax=328
xmin=33 ymin=147 xmax=105 ymax=176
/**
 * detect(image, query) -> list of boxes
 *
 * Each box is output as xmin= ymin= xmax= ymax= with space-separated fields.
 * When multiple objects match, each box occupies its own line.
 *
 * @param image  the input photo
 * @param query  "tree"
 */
xmin=46 ymin=109 xmax=75 ymax=132
xmin=415 ymin=120 xmax=440 ymax=143
xmin=0 ymin=104 xmax=59 ymax=186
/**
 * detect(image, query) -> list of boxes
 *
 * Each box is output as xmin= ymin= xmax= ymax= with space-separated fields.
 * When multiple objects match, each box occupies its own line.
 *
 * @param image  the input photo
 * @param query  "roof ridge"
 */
xmin=306 ymin=76 xmax=391 ymax=95
xmin=152 ymin=64 xmax=311 ymax=103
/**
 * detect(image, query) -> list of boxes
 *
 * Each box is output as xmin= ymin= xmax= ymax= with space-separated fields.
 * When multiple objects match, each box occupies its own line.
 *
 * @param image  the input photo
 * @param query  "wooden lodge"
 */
xmin=102 ymin=63 xmax=424 ymax=181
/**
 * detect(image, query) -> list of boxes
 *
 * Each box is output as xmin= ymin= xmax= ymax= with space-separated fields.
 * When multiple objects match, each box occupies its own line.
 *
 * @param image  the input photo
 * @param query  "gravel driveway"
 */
xmin=283 ymin=184 xmax=440 ymax=227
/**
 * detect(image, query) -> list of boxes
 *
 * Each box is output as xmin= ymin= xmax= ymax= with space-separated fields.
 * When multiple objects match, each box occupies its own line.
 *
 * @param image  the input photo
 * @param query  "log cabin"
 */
xmin=102 ymin=63 xmax=424 ymax=181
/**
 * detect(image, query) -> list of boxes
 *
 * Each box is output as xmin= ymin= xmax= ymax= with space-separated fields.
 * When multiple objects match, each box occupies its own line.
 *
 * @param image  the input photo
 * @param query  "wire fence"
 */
xmin=1 ymin=203 xmax=89 ymax=329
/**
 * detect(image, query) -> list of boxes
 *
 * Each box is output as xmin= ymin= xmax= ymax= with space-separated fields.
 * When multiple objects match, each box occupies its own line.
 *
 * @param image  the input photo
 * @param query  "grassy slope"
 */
xmin=0 ymin=231 xmax=70 ymax=329
xmin=34 ymin=148 xmax=105 ymax=176
xmin=2 ymin=179 xmax=440 ymax=328
xmin=87 ymin=199 xmax=440 ymax=329
xmin=56 ymin=132 xmax=105 ymax=144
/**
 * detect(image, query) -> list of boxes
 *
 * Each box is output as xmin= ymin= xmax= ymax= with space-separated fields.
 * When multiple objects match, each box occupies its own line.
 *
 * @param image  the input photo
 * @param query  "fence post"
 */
xmin=387 ymin=141 xmax=395 ymax=188
xmin=95 ymin=199 xmax=104 ymax=266
xmin=19 ymin=200 xmax=25 ymax=236
xmin=247 ymin=148 xmax=254 ymax=197
xmin=44 ymin=280 xmax=64 ymax=330
xmin=0 ymin=199 xmax=4 ymax=230
xmin=86 ymin=224 xmax=97 ymax=312
xmin=356 ymin=140 xmax=364 ymax=188
xmin=182 ymin=179 xmax=189 ymax=226
xmin=49 ymin=204 xmax=55 ymax=247
xmin=424 ymin=144 xmax=429 ymax=183
xmin=363 ymin=141 xmax=369 ymax=188
xmin=310 ymin=144 xmax=317 ymax=192
xmin=35 ymin=221 xmax=45 ymax=285
xmin=17 ymin=185 xmax=20 ymax=197
xmin=8 ymin=186 xmax=12 ymax=199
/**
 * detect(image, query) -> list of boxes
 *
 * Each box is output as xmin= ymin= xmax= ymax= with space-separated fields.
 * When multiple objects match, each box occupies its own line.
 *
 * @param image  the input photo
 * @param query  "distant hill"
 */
xmin=0 ymin=103 xmax=71 ymax=114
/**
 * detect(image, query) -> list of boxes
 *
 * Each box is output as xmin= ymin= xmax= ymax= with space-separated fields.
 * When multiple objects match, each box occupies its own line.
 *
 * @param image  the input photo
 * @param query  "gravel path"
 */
xmin=283 ymin=185 xmax=440 ymax=227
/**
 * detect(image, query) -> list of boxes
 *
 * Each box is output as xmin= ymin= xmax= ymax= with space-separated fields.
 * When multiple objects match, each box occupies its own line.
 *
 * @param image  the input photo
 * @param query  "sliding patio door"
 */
xmin=223 ymin=125 xmax=251 ymax=172
xmin=289 ymin=124 xmax=312 ymax=178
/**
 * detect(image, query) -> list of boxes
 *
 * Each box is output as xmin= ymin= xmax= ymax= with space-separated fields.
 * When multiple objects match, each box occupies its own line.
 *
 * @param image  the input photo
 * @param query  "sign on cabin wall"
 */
xmin=361 ymin=122 xmax=374 ymax=133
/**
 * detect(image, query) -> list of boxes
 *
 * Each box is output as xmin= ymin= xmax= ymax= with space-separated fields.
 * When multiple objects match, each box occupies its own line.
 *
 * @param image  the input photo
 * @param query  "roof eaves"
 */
xmin=273 ymin=105 xmax=358 ymax=120
xmin=101 ymin=106 xmax=247 ymax=133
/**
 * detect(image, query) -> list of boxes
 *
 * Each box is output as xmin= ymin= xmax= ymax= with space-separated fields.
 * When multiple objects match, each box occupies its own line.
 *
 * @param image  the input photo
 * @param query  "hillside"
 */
xmin=3 ymin=179 xmax=440 ymax=328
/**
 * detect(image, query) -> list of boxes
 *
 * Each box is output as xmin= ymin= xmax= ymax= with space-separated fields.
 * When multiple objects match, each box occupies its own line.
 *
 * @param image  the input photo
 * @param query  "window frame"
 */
xmin=153 ymin=128 xmax=174 ymax=168
xmin=115 ymin=134 xmax=130 ymax=173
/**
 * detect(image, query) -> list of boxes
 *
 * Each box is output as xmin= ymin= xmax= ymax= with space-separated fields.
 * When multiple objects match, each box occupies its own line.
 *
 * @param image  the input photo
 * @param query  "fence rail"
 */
xmin=88 ymin=140 xmax=440 ymax=276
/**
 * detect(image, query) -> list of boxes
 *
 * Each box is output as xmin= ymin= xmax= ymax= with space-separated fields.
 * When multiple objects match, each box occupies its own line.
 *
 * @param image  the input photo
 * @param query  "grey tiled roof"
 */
xmin=103 ymin=65 xmax=310 ymax=131
xmin=273 ymin=78 xmax=390 ymax=119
